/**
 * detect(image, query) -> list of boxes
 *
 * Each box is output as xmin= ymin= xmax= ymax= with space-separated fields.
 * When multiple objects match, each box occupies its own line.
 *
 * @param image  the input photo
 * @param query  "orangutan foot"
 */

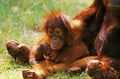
xmin=22 ymin=69 xmax=43 ymax=79
xmin=68 ymin=66 xmax=82 ymax=74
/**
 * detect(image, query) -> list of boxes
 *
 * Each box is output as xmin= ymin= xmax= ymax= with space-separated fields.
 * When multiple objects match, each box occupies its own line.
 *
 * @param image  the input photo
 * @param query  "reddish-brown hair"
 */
xmin=37 ymin=11 xmax=74 ymax=46
xmin=74 ymin=0 xmax=106 ymax=23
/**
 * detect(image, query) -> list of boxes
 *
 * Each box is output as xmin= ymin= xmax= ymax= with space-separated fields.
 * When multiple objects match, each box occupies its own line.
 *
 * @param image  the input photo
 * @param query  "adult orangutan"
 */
xmin=74 ymin=0 xmax=106 ymax=55
xmin=22 ymin=12 xmax=90 ymax=79
xmin=69 ymin=0 xmax=120 ymax=79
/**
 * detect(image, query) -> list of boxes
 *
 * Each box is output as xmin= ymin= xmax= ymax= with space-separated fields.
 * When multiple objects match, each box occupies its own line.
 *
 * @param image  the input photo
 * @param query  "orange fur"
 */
xmin=23 ymin=12 xmax=90 ymax=79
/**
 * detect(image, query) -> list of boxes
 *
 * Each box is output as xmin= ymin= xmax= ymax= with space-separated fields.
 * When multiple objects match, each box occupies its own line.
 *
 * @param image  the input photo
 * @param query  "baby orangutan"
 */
xmin=32 ymin=42 xmax=57 ymax=62
xmin=6 ymin=40 xmax=56 ymax=63
xmin=22 ymin=12 xmax=89 ymax=79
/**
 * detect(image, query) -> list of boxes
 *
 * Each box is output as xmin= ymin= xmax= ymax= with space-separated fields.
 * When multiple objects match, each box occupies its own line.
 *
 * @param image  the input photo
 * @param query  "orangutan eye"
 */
xmin=48 ymin=28 xmax=54 ymax=36
xmin=55 ymin=28 xmax=62 ymax=36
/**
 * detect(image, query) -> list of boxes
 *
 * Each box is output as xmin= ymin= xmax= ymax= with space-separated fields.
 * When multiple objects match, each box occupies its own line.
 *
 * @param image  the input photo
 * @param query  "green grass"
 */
xmin=0 ymin=0 xmax=92 ymax=79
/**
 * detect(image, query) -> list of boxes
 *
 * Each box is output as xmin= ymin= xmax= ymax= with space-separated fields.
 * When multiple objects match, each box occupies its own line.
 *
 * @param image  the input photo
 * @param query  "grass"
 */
xmin=0 ymin=0 xmax=92 ymax=79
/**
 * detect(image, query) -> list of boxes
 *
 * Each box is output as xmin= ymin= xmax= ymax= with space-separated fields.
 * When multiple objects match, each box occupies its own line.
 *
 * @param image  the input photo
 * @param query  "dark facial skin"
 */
xmin=45 ymin=15 xmax=69 ymax=50
xmin=47 ymin=27 xmax=65 ymax=50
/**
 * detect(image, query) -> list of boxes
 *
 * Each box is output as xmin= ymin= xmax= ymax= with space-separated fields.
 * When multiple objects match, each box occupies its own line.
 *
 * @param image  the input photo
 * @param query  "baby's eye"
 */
xmin=55 ymin=28 xmax=62 ymax=36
